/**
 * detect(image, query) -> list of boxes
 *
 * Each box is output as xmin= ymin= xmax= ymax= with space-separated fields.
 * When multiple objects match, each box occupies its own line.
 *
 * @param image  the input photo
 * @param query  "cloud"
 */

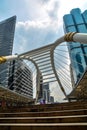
xmin=49 ymin=82 xmax=65 ymax=102
xmin=12 ymin=0 xmax=62 ymax=54
xmin=58 ymin=0 xmax=87 ymax=18
xmin=13 ymin=19 xmax=60 ymax=54
xmin=47 ymin=1 xmax=59 ymax=20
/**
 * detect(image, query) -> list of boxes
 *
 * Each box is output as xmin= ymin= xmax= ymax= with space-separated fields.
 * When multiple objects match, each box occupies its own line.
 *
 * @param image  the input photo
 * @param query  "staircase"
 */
xmin=0 ymin=101 xmax=87 ymax=130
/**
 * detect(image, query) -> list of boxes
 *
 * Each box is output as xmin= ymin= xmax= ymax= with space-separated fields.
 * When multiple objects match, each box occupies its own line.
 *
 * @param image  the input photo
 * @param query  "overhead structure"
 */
xmin=0 ymin=32 xmax=87 ymax=102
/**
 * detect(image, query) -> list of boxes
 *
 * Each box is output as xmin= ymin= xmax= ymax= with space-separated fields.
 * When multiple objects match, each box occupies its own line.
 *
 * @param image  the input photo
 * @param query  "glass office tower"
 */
xmin=0 ymin=16 xmax=16 ymax=87
xmin=43 ymin=83 xmax=50 ymax=103
xmin=63 ymin=8 xmax=87 ymax=84
xmin=8 ymin=59 xmax=33 ymax=99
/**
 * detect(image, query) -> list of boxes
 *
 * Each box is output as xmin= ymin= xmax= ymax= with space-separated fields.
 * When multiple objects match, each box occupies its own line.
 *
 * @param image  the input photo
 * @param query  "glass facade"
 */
xmin=0 ymin=16 xmax=16 ymax=87
xmin=63 ymin=8 xmax=87 ymax=84
xmin=38 ymin=73 xmax=43 ymax=100
xmin=43 ymin=83 xmax=50 ymax=103
xmin=8 ymin=59 xmax=33 ymax=99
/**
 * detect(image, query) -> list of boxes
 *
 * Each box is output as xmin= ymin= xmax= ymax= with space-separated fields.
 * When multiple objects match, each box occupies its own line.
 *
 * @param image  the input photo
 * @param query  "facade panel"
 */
xmin=83 ymin=10 xmax=87 ymax=23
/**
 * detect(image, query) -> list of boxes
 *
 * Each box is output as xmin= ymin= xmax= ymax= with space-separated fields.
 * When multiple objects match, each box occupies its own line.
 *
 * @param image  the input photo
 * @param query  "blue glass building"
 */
xmin=0 ymin=16 xmax=16 ymax=87
xmin=63 ymin=8 xmax=87 ymax=84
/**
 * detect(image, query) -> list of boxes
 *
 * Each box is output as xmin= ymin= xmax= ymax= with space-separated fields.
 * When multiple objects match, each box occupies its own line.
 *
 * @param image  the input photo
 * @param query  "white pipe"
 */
xmin=73 ymin=33 xmax=87 ymax=44
xmin=5 ymin=55 xmax=18 ymax=61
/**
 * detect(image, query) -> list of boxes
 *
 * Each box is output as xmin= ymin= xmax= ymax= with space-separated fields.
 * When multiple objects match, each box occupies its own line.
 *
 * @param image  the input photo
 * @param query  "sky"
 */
xmin=0 ymin=0 xmax=87 ymax=54
xmin=0 ymin=0 xmax=87 ymax=102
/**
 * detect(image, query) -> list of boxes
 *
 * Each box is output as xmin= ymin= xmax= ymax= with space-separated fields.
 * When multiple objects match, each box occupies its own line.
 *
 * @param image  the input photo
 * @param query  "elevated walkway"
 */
xmin=0 ymin=32 xmax=87 ymax=102
xmin=0 ymin=33 xmax=87 ymax=129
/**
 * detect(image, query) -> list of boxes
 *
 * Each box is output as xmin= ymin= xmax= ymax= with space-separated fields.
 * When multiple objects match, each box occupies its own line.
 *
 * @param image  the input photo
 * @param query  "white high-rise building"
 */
xmin=8 ymin=60 xmax=33 ymax=99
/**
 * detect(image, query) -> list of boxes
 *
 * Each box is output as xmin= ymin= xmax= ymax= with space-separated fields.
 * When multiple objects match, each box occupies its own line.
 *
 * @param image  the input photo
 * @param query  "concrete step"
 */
xmin=0 ymin=101 xmax=87 ymax=130
xmin=0 ymin=109 xmax=87 ymax=117
xmin=0 ymin=123 xmax=87 ymax=130
xmin=28 ymin=101 xmax=87 ymax=109
xmin=1 ymin=101 xmax=87 ymax=113
xmin=0 ymin=115 xmax=87 ymax=123
xmin=1 ymin=104 xmax=87 ymax=113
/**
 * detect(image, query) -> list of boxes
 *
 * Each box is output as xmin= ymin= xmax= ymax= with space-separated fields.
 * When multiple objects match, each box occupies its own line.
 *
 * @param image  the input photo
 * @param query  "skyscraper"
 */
xmin=50 ymin=96 xmax=54 ymax=103
xmin=0 ymin=16 xmax=16 ymax=87
xmin=8 ymin=59 xmax=33 ymax=99
xmin=63 ymin=8 xmax=87 ymax=84
xmin=43 ymin=83 xmax=50 ymax=103
xmin=38 ymin=72 xmax=43 ymax=100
